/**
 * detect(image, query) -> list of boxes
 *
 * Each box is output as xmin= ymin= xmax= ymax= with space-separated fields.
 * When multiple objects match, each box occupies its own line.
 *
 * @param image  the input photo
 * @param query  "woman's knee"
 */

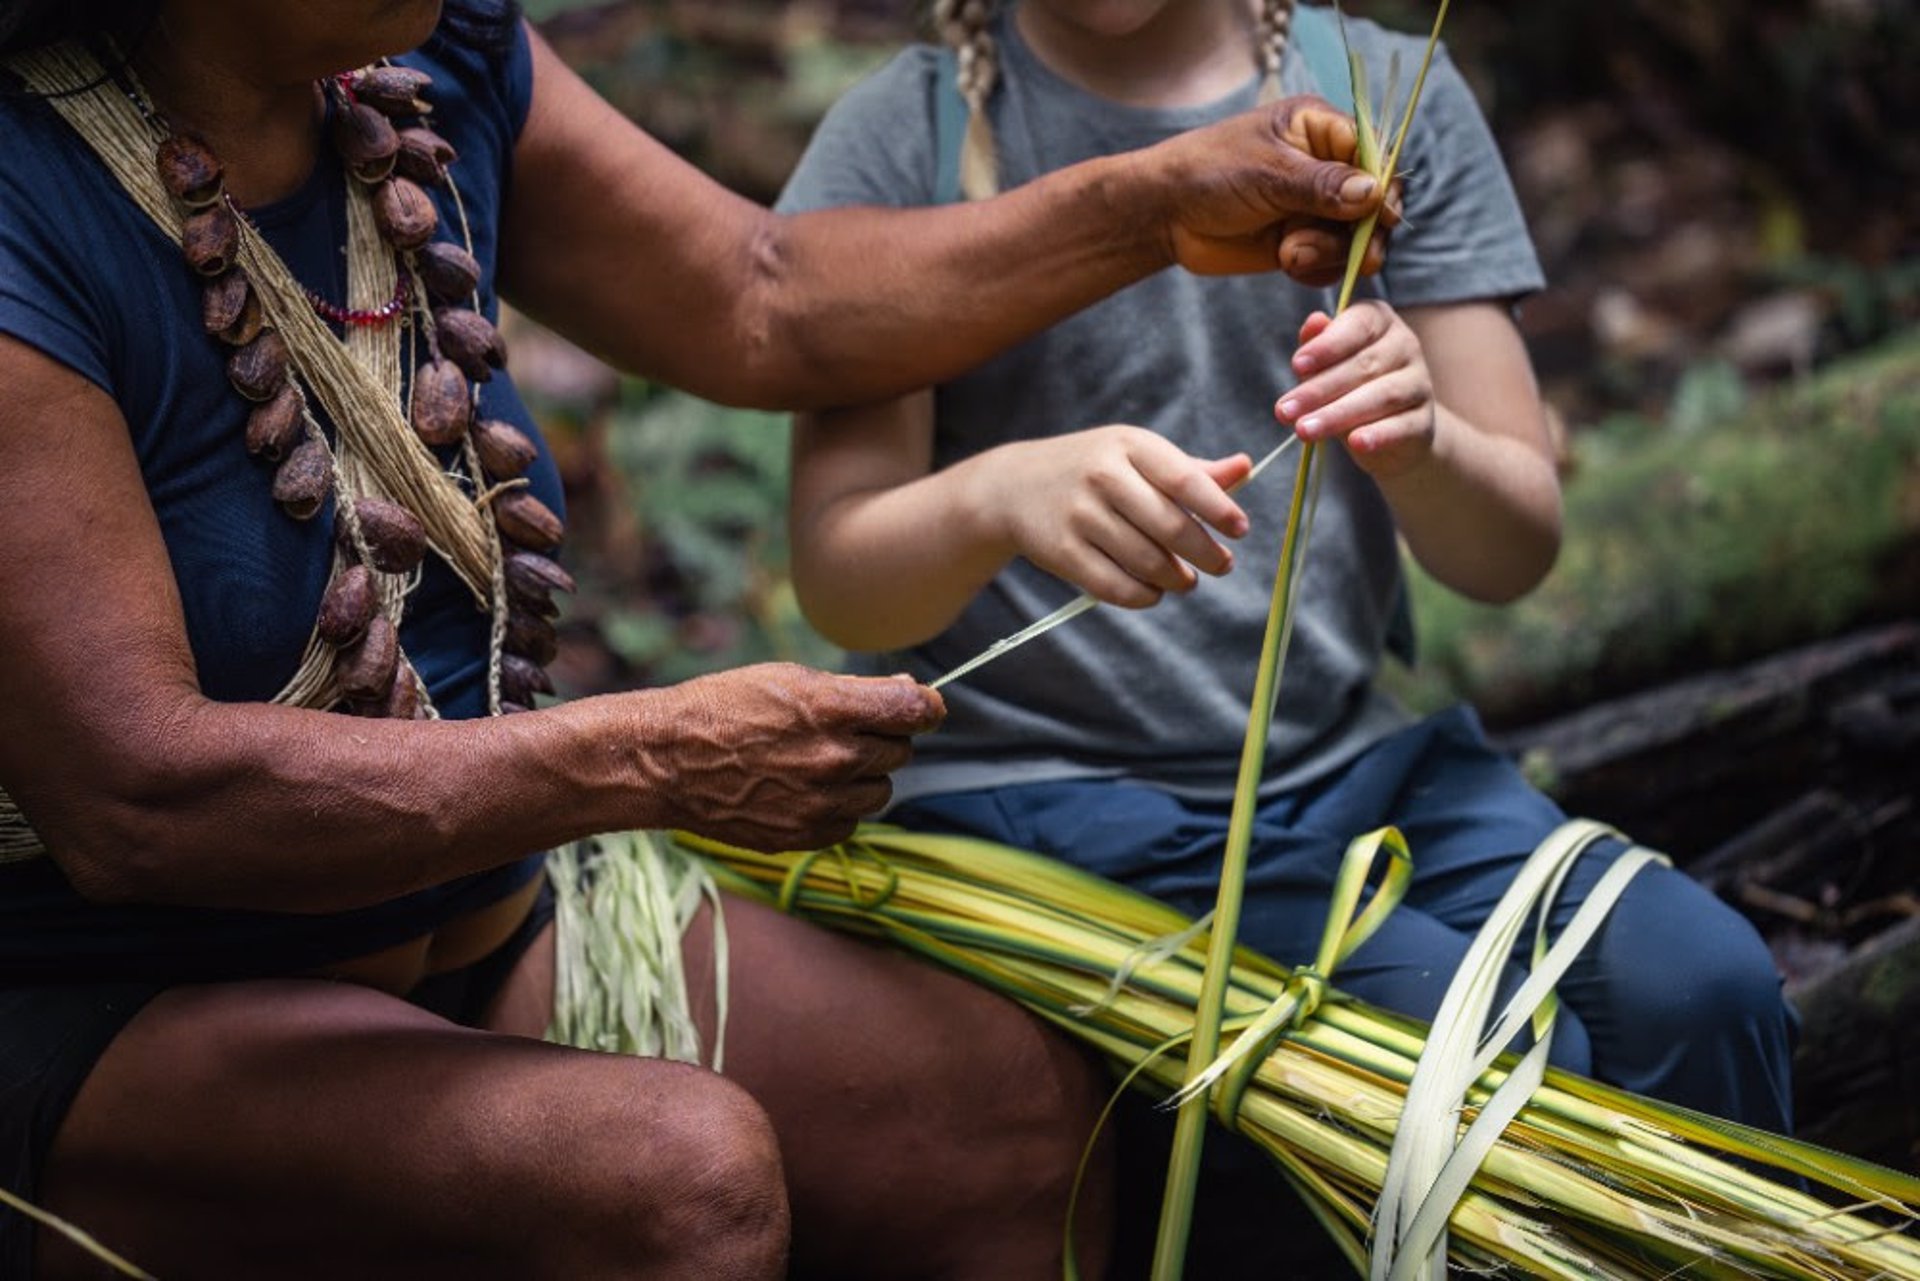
xmin=481 ymin=1055 xmax=790 ymax=1278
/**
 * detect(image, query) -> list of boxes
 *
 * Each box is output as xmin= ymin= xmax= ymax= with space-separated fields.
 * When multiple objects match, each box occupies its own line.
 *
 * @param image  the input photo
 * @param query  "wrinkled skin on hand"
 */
xmin=1153 ymin=96 xmax=1402 ymax=283
xmin=652 ymin=663 xmax=945 ymax=852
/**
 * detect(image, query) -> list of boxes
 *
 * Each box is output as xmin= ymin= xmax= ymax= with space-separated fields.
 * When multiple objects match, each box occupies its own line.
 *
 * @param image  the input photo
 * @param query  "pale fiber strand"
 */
xmin=547 ymin=832 xmax=726 ymax=1070
xmin=932 ymin=435 xmax=1299 ymax=690
xmin=443 ymin=173 xmax=511 ymax=717
xmin=0 ymin=46 xmax=494 ymax=857
xmin=20 ymin=46 xmax=496 ymax=601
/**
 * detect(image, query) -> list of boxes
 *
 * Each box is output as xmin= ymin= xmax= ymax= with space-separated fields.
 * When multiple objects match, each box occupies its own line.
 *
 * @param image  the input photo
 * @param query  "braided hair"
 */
xmin=933 ymin=0 xmax=1003 ymax=200
xmin=1256 ymin=0 xmax=1298 ymax=103
xmin=934 ymin=0 xmax=1302 ymax=200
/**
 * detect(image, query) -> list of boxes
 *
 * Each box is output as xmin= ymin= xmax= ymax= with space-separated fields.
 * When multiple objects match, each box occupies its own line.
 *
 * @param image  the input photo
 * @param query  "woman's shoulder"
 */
xmin=0 ymin=81 xmax=163 ymax=394
xmin=0 ymin=86 xmax=107 ymax=197
xmin=394 ymin=17 xmax=538 ymax=159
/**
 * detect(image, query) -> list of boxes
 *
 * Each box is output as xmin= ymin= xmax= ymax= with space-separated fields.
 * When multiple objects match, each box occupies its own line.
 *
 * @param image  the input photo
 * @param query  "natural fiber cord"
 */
xmin=0 ymin=44 xmax=503 ymax=861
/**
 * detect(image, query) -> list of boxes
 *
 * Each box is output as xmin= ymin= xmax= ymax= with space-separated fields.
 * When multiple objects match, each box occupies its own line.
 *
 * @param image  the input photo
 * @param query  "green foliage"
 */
xmin=595 ymin=389 xmax=838 ymax=686
xmin=1390 ymin=331 xmax=1920 ymax=722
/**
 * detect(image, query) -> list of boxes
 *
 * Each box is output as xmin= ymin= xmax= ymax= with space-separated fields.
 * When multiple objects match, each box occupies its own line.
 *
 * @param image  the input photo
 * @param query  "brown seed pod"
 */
xmin=351 ymin=66 xmax=433 ymax=117
xmin=500 ymin=653 xmax=555 ymax=706
xmin=181 ymin=203 xmax=239 ymax=276
xmin=203 ymin=270 xmax=264 ymax=345
xmin=503 ymin=609 xmax=559 ymax=666
xmin=330 ymin=102 xmax=399 ymax=183
xmin=435 ymin=308 xmax=505 ymax=383
xmin=244 ymin=383 xmax=304 ymax=462
xmin=317 ymin=563 xmax=379 ymax=646
xmin=342 ymin=497 xmax=428 ymax=574
xmin=472 ymin=418 xmax=537 ymax=480
xmin=408 ymin=358 xmax=471 ymax=447
xmin=228 ymin=329 xmax=289 ymax=401
xmin=381 ymin=658 xmax=426 ymax=720
xmin=493 ymin=490 xmax=564 ymax=553
xmin=371 ymin=177 xmax=438 ymax=251
xmin=270 ymin=439 xmax=332 ymax=520
xmin=336 ymin=614 xmax=399 ymax=703
xmin=156 ymin=135 xmax=223 ymax=208
xmin=414 ymin=241 xmax=481 ymax=305
xmin=201 ymin=269 xmax=248 ymax=334
xmin=394 ymin=126 xmax=457 ymax=186
xmin=503 ymin=550 xmax=575 ymax=617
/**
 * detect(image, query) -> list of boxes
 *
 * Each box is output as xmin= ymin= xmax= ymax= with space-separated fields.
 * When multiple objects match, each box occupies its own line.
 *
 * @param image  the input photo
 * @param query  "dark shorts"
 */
xmin=0 ymin=879 xmax=555 ymax=1277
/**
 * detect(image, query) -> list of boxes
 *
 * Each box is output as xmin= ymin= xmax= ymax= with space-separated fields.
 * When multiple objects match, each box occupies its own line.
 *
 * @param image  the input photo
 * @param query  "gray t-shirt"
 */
xmin=777 ymin=6 xmax=1543 ymax=805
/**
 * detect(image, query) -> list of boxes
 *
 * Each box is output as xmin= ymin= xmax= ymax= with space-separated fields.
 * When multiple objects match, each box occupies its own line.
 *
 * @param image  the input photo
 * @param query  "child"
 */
xmin=779 ymin=0 xmax=1793 ymax=1267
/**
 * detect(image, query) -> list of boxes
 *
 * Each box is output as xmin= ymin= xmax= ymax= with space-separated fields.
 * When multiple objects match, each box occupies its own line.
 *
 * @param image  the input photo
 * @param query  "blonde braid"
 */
xmin=934 ymin=0 xmax=1002 ymax=199
xmin=1256 ymin=0 xmax=1298 ymax=103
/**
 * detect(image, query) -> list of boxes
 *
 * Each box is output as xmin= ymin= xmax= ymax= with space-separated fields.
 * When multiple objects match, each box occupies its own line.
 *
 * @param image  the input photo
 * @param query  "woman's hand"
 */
xmin=1279 ymin=302 xmax=1435 ymax=478
xmin=1148 ymin=98 xmax=1398 ymax=281
xmin=644 ymin=665 xmax=945 ymax=852
xmin=976 ymin=426 xmax=1252 ymax=609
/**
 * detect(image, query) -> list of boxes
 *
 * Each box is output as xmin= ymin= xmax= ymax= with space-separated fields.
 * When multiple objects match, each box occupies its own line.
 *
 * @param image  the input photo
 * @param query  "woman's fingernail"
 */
xmin=1340 ymin=173 xmax=1377 ymax=202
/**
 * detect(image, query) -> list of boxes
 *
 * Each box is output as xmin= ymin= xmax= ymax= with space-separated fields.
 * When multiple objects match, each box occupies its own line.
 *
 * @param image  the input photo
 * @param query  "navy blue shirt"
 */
xmin=0 ymin=25 xmax=562 ymax=980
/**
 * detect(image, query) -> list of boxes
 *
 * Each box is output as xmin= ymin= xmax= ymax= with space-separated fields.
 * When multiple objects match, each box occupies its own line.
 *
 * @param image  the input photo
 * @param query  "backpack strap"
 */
xmin=1290 ymin=5 xmax=1355 ymax=114
xmin=932 ymin=47 xmax=966 ymax=206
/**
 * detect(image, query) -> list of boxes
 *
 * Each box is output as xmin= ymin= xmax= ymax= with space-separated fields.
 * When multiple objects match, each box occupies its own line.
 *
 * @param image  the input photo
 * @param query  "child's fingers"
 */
xmin=1201 ymin=451 xmax=1254 ymax=491
xmin=1287 ymin=368 xmax=1431 ymax=445
xmin=1082 ymin=500 xmax=1198 ymax=597
xmin=1129 ymin=435 xmax=1249 ymax=541
xmin=1291 ymin=300 xmax=1395 ymax=375
xmin=1346 ymin=408 xmax=1434 ymax=462
xmin=1106 ymin=469 xmax=1236 ymax=579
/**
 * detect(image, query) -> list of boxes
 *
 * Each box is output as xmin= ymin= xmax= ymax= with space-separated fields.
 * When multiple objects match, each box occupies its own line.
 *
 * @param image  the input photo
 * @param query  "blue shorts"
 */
xmin=895 ymin=705 xmax=1794 ymax=1126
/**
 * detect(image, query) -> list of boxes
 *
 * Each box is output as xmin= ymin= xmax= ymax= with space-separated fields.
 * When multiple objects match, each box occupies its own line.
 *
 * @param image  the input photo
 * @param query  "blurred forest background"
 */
xmin=509 ymin=0 xmax=1919 ymax=1168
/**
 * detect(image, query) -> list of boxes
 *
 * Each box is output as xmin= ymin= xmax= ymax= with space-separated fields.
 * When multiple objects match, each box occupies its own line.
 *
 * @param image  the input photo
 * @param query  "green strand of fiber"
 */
xmin=1146 ymin=8 xmax=1447 ymax=1273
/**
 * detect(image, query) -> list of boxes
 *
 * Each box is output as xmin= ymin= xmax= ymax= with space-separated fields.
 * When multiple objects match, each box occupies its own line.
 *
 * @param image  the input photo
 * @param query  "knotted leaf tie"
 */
xmin=1169 ymin=826 xmax=1412 ymax=1128
xmin=776 ymin=842 xmax=901 ymax=914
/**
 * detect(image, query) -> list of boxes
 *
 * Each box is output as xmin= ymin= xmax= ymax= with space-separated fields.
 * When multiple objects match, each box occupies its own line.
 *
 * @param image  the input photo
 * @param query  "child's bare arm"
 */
xmin=791 ymin=398 xmax=1251 ymax=652
xmin=1278 ymin=300 xmax=1560 ymax=602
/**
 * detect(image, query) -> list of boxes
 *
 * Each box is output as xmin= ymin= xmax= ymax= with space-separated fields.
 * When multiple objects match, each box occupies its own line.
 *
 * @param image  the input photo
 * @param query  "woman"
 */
xmin=0 ymin=0 xmax=1390 ymax=1275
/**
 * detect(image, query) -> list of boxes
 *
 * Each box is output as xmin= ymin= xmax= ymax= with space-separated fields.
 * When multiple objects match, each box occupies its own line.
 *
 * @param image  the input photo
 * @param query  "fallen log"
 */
xmin=1786 ymin=917 xmax=1920 ymax=1174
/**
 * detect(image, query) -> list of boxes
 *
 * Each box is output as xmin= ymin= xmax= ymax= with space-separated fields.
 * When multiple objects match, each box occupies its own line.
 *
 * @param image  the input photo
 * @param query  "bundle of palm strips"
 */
xmin=673 ymin=825 xmax=1920 ymax=1280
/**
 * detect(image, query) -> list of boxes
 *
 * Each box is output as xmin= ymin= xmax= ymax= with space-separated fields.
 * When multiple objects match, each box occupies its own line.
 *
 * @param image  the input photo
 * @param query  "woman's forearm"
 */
xmin=50 ymin=660 xmax=940 ymax=914
xmin=52 ymin=691 xmax=680 ymax=913
xmin=503 ymin=31 xmax=1385 ymax=412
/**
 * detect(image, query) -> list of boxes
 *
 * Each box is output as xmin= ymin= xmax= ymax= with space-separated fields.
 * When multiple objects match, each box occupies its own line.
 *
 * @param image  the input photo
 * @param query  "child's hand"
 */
xmin=1277 ymin=302 xmax=1435 ymax=477
xmin=986 ymin=426 xmax=1252 ymax=609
